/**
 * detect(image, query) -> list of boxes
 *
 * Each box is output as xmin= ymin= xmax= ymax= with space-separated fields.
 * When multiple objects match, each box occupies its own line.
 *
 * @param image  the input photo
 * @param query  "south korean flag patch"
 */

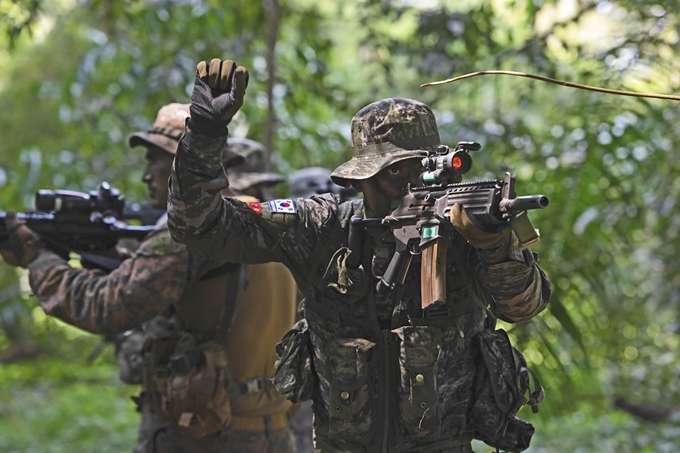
xmin=269 ymin=199 xmax=297 ymax=214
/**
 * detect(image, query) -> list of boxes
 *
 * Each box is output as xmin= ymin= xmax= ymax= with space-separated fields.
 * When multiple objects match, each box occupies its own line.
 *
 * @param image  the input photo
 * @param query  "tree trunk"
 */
xmin=263 ymin=0 xmax=282 ymax=171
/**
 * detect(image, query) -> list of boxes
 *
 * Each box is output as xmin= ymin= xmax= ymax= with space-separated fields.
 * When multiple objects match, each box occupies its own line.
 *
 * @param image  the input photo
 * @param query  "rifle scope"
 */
xmin=421 ymin=141 xmax=479 ymax=185
xmin=35 ymin=182 xmax=125 ymax=216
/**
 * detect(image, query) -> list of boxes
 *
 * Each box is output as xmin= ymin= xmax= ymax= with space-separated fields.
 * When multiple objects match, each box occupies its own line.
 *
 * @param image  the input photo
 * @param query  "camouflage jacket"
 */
xmin=28 ymin=216 xmax=217 ymax=335
xmin=168 ymin=128 xmax=551 ymax=453
xmin=28 ymin=215 xmax=298 ymax=420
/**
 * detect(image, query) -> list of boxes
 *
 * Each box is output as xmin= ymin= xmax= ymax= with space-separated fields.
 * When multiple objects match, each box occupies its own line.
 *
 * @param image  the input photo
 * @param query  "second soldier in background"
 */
xmin=0 ymin=104 xmax=300 ymax=453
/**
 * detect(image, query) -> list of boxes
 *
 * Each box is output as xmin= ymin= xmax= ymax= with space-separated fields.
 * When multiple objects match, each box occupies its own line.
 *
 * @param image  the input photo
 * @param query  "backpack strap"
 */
xmin=213 ymin=265 xmax=245 ymax=347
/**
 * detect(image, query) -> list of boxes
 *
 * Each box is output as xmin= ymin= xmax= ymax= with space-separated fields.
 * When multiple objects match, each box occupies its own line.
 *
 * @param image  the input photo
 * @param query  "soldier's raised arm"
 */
xmin=168 ymin=59 xmax=331 ymax=283
xmin=167 ymin=58 xmax=247 ymax=248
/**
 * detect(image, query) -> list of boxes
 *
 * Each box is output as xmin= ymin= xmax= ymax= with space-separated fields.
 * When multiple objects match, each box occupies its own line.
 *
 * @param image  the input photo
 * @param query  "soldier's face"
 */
xmin=142 ymin=146 xmax=175 ymax=209
xmin=357 ymin=159 xmax=422 ymax=216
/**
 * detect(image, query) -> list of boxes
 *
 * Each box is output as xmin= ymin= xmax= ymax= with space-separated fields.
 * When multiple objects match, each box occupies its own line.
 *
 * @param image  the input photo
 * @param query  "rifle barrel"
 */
xmin=504 ymin=195 xmax=549 ymax=212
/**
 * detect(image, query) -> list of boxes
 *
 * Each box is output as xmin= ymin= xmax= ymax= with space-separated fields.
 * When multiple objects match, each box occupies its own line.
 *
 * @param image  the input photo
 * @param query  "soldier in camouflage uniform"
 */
xmin=0 ymin=103 xmax=299 ymax=453
xmin=166 ymin=59 xmax=552 ymax=453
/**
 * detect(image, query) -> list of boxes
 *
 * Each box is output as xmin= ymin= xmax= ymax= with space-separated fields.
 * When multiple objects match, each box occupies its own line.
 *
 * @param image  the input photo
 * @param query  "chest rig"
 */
xmin=298 ymin=198 xmax=488 ymax=452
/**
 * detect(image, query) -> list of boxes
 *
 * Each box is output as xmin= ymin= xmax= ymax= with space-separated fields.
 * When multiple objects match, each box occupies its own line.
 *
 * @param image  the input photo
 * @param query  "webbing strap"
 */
xmin=237 ymin=376 xmax=272 ymax=395
xmin=307 ymin=198 xmax=362 ymax=289
xmin=213 ymin=265 xmax=243 ymax=347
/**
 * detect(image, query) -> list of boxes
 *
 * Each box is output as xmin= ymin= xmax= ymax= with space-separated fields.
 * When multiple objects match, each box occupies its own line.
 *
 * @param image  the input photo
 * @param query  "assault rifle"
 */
xmin=0 ymin=182 xmax=158 ymax=270
xmin=346 ymin=142 xmax=549 ymax=309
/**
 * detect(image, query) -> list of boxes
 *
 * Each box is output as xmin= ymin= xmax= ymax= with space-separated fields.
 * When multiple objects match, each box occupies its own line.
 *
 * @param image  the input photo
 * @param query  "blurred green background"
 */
xmin=2 ymin=0 xmax=680 ymax=451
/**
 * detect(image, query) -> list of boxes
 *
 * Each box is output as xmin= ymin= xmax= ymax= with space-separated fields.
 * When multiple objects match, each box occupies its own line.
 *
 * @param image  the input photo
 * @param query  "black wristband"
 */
xmin=187 ymin=115 xmax=229 ymax=138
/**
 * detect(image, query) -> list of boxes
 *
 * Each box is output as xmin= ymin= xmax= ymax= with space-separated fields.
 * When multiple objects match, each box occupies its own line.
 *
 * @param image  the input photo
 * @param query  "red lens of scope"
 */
xmin=449 ymin=151 xmax=471 ymax=174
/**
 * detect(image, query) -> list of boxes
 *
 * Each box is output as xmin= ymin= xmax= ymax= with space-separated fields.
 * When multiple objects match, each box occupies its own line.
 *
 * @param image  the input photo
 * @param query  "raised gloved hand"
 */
xmin=0 ymin=212 xmax=44 ymax=267
xmin=188 ymin=58 xmax=250 ymax=137
xmin=449 ymin=203 xmax=512 ymax=250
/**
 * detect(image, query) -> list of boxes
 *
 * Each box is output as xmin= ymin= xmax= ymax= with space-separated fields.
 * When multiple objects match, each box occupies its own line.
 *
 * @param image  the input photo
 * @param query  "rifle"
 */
xmin=0 ymin=182 xmax=157 ymax=270
xmin=346 ymin=142 xmax=549 ymax=309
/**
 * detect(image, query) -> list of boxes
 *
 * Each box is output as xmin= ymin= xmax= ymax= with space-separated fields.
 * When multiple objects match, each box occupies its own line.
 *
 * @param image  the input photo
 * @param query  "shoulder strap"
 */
xmin=213 ymin=265 xmax=244 ymax=347
xmin=307 ymin=199 xmax=362 ymax=288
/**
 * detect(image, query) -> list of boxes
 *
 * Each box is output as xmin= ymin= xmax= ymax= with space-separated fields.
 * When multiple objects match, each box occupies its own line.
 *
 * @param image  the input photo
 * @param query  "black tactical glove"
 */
xmin=449 ymin=203 xmax=512 ymax=250
xmin=188 ymin=58 xmax=250 ymax=137
xmin=0 ymin=212 xmax=44 ymax=267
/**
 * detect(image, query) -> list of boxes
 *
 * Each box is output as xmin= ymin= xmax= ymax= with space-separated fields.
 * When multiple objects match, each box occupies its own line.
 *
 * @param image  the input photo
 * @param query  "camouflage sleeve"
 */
xmin=474 ymin=233 xmax=551 ymax=323
xmin=167 ymin=127 xmax=332 ymax=285
xmin=27 ymin=227 xmax=217 ymax=335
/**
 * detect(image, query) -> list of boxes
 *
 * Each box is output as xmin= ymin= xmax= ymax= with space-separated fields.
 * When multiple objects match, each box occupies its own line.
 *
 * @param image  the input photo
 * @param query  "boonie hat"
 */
xmin=331 ymin=98 xmax=441 ymax=187
xmin=128 ymin=103 xmax=190 ymax=155
xmin=129 ymin=103 xmax=243 ymax=166
xmin=225 ymin=138 xmax=285 ymax=191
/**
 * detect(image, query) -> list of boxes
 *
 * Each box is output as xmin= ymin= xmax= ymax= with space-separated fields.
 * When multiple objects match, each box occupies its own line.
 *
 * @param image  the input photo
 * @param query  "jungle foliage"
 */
xmin=2 ymin=0 xmax=680 ymax=451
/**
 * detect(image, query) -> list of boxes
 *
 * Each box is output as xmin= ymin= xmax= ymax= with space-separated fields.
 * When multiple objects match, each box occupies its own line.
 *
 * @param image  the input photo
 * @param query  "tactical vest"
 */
xmin=275 ymin=196 xmax=540 ymax=452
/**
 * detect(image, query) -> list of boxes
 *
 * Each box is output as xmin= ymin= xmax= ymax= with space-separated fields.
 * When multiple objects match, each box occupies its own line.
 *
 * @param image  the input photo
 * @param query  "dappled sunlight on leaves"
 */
xmin=2 ymin=0 xmax=680 ymax=450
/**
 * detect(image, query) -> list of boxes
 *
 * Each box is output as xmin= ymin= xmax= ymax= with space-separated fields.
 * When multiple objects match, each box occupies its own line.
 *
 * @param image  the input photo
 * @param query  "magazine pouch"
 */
xmin=160 ymin=335 xmax=233 ymax=439
xmin=273 ymin=318 xmax=317 ymax=402
xmin=469 ymin=328 xmax=544 ymax=452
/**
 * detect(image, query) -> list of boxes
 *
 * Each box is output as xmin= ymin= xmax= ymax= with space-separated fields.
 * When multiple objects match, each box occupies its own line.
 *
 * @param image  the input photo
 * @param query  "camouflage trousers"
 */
xmin=289 ymin=401 xmax=314 ymax=453
xmin=133 ymin=408 xmax=296 ymax=453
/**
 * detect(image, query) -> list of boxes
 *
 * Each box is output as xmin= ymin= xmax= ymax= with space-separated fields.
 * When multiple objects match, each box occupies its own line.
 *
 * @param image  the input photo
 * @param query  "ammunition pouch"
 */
xmin=469 ymin=327 xmax=544 ymax=452
xmin=143 ymin=331 xmax=234 ymax=439
xmin=477 ymin=417 xmax=535 ymax=452
xmin=114 ymin=328 xmax=146 ymax=385
xmin=169 ymin=346 xmax=206 ymax=376
xmin=273 ymin=318 xmax=317 ymax=403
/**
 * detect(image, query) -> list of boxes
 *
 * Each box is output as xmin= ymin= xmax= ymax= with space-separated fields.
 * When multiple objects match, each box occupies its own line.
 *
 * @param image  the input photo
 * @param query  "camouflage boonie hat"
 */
xmin=331 ymin=98 xmax=441 ymax=187
xmin=129 ymin=103 xmax=243 ymax=166
xmin=225 ymin=137 xmax=285 ymax=191
xmin=128 ymin=103 xmax=190 ymax=155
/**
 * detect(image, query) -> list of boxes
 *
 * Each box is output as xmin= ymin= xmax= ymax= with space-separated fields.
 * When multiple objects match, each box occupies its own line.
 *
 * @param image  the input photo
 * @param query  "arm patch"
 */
xmin=268 ymin=199 xmax=297 ymax=214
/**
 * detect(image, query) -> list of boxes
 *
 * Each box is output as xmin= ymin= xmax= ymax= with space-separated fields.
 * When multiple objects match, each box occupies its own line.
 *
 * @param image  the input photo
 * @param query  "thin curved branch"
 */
xmin=420 ymin=70 xmax=680 ymax=102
